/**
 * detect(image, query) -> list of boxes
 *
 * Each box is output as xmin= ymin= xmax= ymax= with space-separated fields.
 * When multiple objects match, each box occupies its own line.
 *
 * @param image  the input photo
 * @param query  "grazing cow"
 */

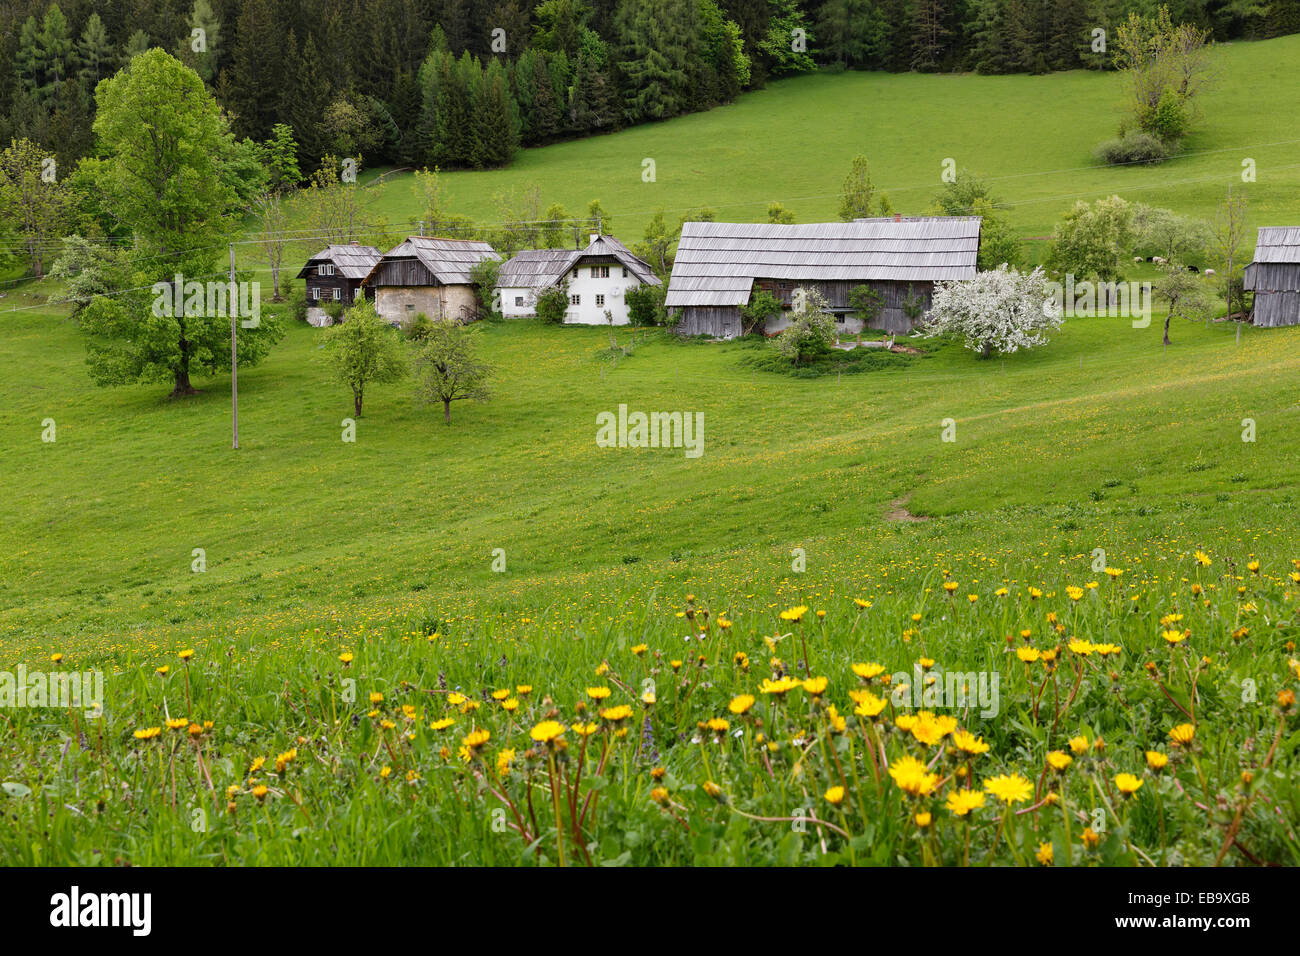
xmin=1153 ymin=256 xmax=1167 ymax=265
xmin=1204 ymin=268 xmax=1216 ymax=276
xmin=1187 ymin=265 xmax=1199 ymax=273
xmin=1134 ymin=256 xmax=1144 ymax=263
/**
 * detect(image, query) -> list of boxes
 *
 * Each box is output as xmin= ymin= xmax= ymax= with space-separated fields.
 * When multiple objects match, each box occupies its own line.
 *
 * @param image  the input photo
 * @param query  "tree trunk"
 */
xmin=443 ymin=398 xmax=451 ymax=423
xmin=980 ymin=341 xmax=993 ymax=359
xmin=171 ymin=341 xmax=196 ymax=397
xmin=1163 ymin=315 xmax=1172 ymax=346
xmin=354 ymin=389 xmax=363 ymax=417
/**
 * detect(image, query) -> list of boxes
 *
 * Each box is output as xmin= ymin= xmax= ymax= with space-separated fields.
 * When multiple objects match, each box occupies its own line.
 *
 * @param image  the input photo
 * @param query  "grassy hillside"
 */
xmin=3 ymin=38 xmax=1300 ymax=867
xmin=4 ymin=305 xmax=1297 ymax=655
xmin=328 ymin=35 xmax=1300 ymax=254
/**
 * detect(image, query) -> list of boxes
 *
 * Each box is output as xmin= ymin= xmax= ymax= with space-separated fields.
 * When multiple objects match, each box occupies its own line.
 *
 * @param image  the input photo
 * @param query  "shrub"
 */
xmin=1095 ymin=131 xmax=1169 ymax=167
xmin=771 ymin=288 xmax=837 ymax=366
xmin=402 ymin=311 xmax=435 ymax=342
xmin=625 ymin=282 xmax=667 ymax=326
xmin=535 ymin=285 xmax=569 ymax=324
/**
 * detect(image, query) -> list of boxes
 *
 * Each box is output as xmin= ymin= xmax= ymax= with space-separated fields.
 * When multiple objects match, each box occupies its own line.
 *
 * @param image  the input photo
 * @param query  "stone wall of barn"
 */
xmin=374 ymin=285 xmax=478 ymax=325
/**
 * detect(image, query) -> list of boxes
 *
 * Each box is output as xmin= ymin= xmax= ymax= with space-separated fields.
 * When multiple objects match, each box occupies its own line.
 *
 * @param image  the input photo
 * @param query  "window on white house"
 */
xmin=595 ymin=294 xmax=605 ymax=307
xmin=571 ymin=269 xmax=578 ymax=279
xmin=570 ymin=294 xmax=580 ymax=306
xmin=310 ymin=287 xmax=320 ymax=300
xmin=515 ymin=296 xmax=524 ymax=307
xmin=619 ymin=267 xmax=626 ymax=277
xmin=592 ymin=266 xmax=609 ymax=278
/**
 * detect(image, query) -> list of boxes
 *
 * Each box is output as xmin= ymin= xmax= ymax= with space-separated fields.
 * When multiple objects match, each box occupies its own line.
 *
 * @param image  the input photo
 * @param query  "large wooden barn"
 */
xmin=1244 ymin=226 xmax=1300 ymax=327
xmin=666 ymin=217 xmax=983 ymax=338
xmin=361 ymin=236 xmax=499 ymax=325
xmin=297 ymin=243 xmax=382 ymax=326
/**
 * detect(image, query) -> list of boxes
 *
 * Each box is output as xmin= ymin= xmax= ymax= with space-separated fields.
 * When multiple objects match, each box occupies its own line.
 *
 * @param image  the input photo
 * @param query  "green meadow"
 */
xmin=1 ymin=34 xmax=1299 ymax=867
xmin=325 ymin=35 xmax=1300 ymax=256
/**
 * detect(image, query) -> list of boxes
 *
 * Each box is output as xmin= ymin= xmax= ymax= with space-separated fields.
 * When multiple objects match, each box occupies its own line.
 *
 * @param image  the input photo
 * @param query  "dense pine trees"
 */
xmin=2 ymin=0 xmax=1300 ymax=178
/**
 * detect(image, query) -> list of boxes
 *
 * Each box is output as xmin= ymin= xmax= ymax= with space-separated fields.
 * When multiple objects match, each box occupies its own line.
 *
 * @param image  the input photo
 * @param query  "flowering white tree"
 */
xmin=924 ymin=265 xmax=1063 ymax=358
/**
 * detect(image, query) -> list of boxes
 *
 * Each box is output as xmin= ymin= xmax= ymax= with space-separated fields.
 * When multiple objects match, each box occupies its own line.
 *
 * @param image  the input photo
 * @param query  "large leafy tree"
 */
xmin=1045 ymin=196 xmax=1135 ymax=284
xmin=930 ymin=171 xmax=1024 ymax=270
xmin=79 ymin=49 xmax=282 ymax=397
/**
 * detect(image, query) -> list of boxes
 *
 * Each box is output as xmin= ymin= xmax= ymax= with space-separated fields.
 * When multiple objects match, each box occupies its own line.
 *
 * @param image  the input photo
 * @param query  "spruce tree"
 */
xmin=227 ymin=0 xmax=280 ymax=139
xmin=476 ymin=57 xmax=519 ymax=168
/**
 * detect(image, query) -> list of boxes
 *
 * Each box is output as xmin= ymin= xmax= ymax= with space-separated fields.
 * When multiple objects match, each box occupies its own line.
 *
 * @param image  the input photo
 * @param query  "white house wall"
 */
xmin=561 ymin=265 xmax=640 ymax=325
xmin=500 ymin=287 xmax=537 ymax=318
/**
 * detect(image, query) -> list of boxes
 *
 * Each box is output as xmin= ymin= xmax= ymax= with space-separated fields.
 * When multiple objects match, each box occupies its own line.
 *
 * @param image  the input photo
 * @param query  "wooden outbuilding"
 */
xmin=361 ymin=236 xmax=500 ymax=325
xmin=297 ymin=243 xmax=382 ymax=326
xmin=1244 ymin=227 xmax=1300 ymax=327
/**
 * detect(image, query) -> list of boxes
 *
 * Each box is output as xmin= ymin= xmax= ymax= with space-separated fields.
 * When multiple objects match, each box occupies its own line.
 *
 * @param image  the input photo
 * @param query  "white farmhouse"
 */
xmin=497 ymin=234 xmax=660 ymax=325
xmin=498 ymin=249 xmax=575 ymax=317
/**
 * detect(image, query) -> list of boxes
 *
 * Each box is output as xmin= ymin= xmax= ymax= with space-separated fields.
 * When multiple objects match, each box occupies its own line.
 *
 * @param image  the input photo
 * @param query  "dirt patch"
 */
xmin=884 ymin=495 xmax=928 ymax=522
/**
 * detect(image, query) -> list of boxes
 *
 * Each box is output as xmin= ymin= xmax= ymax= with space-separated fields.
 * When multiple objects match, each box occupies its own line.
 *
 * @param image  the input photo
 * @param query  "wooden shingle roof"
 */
xmin=498 ymin=235 xmax=661 ymax=291
xmin=296 ymin=244 xmax=383 ymax=280
xmin=498 ymin=249 xmax=574 ymax=289
xmin=1246 ymin=226 xmax=1300 ymax=266
xmin=365 ymin=236 xmax=500 ymax=286
xmin=666 ymin=217 xmax=982 ymax=308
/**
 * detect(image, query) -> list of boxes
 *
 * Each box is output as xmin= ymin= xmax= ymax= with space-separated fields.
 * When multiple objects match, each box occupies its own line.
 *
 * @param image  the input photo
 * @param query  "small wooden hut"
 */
xmin=1244 ymin=227 xmax=1300 ymax=327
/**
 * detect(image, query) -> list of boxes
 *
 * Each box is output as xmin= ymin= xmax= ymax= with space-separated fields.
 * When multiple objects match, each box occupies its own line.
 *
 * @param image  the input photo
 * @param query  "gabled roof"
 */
xmin=665 ymin=217 xmax=982 ymax=308
xmin=364 ymin=236 xmax=499 ymax=286
xmin=498 ymin=248 xmax=574 ymax=289
xmin=564 ymin=234 xmax=660 ymax=286
xmin=1244 ymin=227 xmax=1300 ymax=293
xmin=497 ymin=235 xmax=661 ymax=291
xmin=296 ymin=244 xmax=382 ymax=280
xmin=1247 ymin=226 xmax=1300 ymax=265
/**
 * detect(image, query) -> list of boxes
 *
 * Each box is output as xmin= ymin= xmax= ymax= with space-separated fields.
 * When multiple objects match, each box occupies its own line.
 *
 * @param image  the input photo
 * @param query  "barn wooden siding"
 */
xmin=676 ymin=306 xmax=742 ymax=337
xmin=1244 ymin=227 xmax=1300 ymax=327
xmin=370 ymin=258 xmax=441 ymax=287
xmin=754 ymin=278 xmax=934 ymax=333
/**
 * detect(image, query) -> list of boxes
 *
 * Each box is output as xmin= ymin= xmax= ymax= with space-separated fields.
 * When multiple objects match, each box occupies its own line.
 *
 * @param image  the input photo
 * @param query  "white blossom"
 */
xmin=924 ymin=265 xmax=1064 ymax=357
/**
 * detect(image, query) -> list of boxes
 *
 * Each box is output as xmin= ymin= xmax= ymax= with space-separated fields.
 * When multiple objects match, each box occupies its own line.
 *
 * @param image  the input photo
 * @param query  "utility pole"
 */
xmin=230 ymin=242 xmax=239 ymax=449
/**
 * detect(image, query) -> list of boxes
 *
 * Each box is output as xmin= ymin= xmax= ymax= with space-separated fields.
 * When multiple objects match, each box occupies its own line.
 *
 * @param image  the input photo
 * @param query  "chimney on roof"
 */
xmin=590 ymin=232 xmax=600 ymax=244
xmin=894 ymin=213 xmax=901 ymax=223
xmin=350 ymin=240 xmax=359 ymax=245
